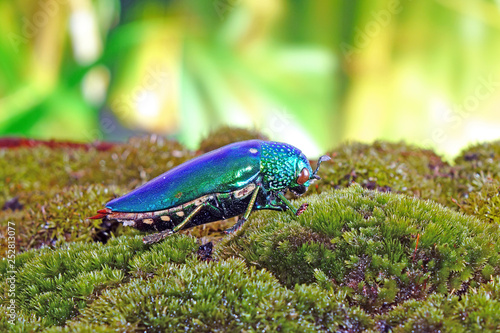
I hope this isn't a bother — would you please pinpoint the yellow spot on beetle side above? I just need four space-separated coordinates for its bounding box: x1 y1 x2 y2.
161 215 171 221
143 218 154 224
176 211 185 217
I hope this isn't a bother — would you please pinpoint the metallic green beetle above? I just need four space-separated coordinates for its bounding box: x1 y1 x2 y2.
90 140 330 244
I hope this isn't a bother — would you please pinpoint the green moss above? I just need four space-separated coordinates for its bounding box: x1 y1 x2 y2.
454 140 500 180
310 141 460 208
310 140 500 227
450 141 500 226
0 308 46 333
0 136 191 253
1 132 500 331
378 277 500 332
1 248 371 332
43 324 118 333
0 136 190 196
0 184 130 255
0 235 198 329
458 179 500 224
218 184 500 311
68 259 371 332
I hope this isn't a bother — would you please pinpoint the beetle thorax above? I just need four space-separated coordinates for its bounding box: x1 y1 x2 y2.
260 141 301 190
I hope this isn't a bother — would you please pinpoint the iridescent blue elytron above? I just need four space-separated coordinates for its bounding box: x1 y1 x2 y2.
90 140 330 244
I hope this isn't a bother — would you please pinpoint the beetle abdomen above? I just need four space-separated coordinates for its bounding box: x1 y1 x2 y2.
109 183 257 232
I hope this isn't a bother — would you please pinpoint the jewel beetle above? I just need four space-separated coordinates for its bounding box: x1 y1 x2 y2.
90 140 330 244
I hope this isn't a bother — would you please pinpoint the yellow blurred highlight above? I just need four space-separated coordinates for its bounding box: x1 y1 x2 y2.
68 0 102 65
109 20 181 133
82 65 110 107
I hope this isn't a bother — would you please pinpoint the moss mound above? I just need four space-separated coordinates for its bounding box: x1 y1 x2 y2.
1 235 371 332
0 184 130 256
218 185 500 313
2 186 499 331
71 259 371 332
310 141 459 207
1 130 500 331
0 235 198 331
311 140 500 226
0 136 190 252
454 140 500 181
379 277 500 332
0 136 190 196
458 178 500 224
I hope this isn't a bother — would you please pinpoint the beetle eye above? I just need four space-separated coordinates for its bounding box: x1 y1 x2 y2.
296 168 310 185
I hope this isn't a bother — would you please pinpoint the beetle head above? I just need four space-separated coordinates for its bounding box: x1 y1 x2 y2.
260 141 331 195
289 154 331 196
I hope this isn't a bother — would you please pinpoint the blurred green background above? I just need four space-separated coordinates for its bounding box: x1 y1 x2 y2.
1 0 500 157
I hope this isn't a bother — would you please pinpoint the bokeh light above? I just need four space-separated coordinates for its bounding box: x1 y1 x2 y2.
1 0 500 157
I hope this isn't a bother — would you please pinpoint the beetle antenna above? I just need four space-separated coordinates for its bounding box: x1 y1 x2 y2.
312 155 331 179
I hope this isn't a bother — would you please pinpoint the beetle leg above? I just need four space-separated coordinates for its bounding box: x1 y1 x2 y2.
143 204 205 244
276 193 308 217
225 186 260 234
142 229 174 244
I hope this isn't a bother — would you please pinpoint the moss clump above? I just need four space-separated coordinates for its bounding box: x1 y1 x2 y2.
310 141 459 208
454 140 500 181
0 237 372 332
1 132 500 331
3 185 499 331
198 126 268 153
309 140 500 225
0 135 190 198
450 141 500 225
0 235 198 330
0 136 191 252
68 259 371 332
0 184 132 256
458 179 500 224
378 277 500 332
218 184 500 312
